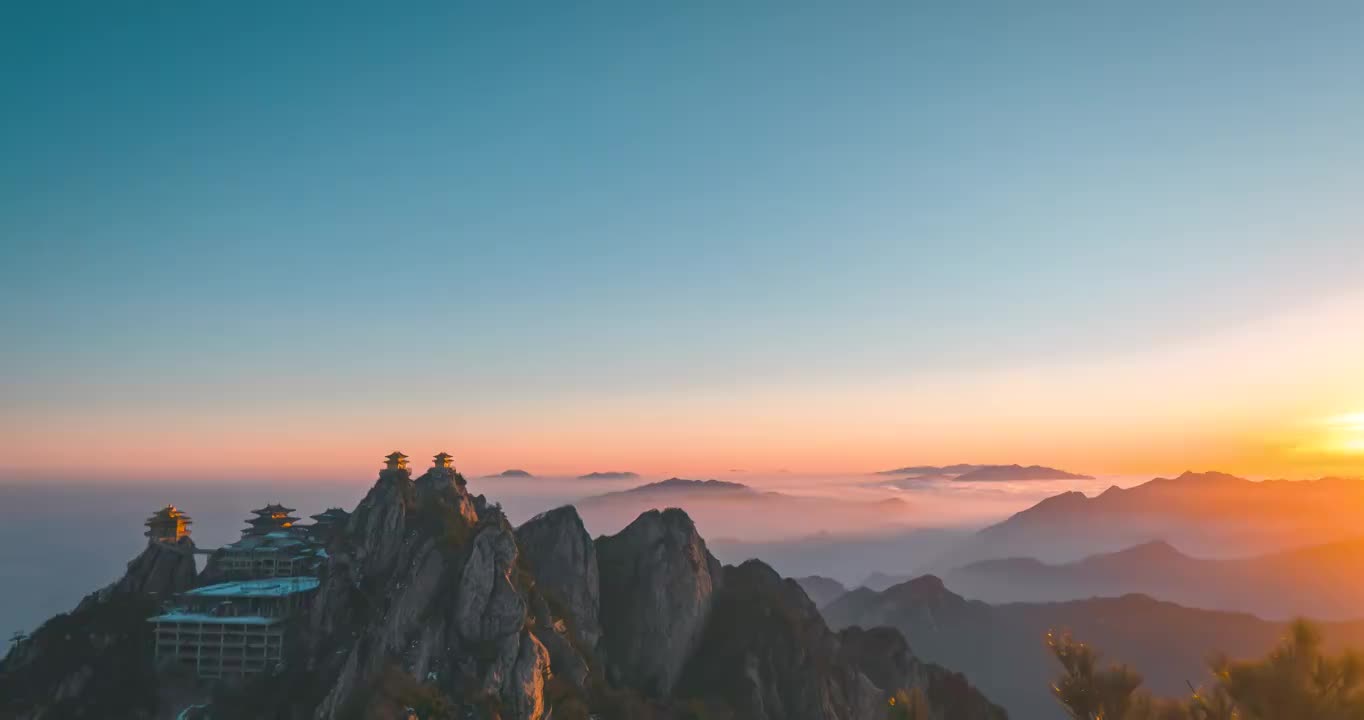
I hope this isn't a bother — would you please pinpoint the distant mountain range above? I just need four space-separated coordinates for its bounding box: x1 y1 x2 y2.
710 527 971 588
955 464 1093 482
877 464 984 476
576 471 640 480
945 535 1364 620
576 478 916 542
482 469 535 478
929 470 1364 568
874 464 1092 482
794 576 848 607
821 575 1364 719
588 478 752 499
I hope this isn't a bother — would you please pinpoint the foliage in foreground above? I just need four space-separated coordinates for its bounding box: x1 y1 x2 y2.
1048 620 1364 720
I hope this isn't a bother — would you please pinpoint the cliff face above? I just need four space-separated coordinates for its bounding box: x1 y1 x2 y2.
596 507 724 699
306 465 549 720
679 560 1006 720
679 559 881 720
515 506 601 651
106 538 199 600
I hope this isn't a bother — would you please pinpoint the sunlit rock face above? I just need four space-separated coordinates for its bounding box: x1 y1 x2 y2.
595 507 723 698
308 462 550 720
515 505 602 650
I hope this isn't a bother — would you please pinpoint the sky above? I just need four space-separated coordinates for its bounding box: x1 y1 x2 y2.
2 2 1363 482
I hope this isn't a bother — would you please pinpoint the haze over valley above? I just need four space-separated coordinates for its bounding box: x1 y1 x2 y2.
6 2 1364 718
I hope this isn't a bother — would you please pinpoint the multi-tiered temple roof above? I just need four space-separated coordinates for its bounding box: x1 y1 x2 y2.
384 451 410 471
145 505 192 542
242 503 300 536
309 507 350 525
306 507 350 544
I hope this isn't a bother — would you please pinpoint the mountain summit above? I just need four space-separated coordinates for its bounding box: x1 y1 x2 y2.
2 456 1002 720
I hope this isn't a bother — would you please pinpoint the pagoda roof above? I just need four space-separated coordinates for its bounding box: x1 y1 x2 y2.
247 515 299 525
145 505 192 524
385 451 409 460
310 507 350 522
251 503 297 515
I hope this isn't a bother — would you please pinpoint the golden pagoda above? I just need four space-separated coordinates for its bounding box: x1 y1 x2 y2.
145 505 192 542
242 503 300 536
433 452 455 470
384 451 409 471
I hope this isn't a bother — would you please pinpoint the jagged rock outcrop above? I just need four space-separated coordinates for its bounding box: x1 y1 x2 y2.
307 463 550 720
65 537 200 614
679 559 882 720
515 506 601 650
6 460 1010 720
595 507 723 698
838 625 1006 720
108 538 199 599
416 464 479 525
680 560 1007 720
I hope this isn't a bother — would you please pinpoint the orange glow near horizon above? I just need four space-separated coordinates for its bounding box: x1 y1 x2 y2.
3 293 1363 485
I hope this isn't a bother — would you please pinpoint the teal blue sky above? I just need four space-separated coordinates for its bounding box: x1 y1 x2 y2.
3 3 1363 478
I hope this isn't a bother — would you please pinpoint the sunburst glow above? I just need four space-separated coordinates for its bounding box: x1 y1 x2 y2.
1321 412 1364 455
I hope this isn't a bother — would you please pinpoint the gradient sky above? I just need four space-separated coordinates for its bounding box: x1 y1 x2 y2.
3 2 1363 481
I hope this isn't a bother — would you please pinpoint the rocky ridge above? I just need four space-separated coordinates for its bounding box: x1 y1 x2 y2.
2 455 1005 720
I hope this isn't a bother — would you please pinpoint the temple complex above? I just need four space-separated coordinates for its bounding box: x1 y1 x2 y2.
211 529 322 579
143 501 329 678
202 502 323 579
144 452 456 679
241 503 300 536
149 577 319 679
144 505 192 543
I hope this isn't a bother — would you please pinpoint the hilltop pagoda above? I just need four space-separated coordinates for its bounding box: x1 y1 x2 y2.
431 451 468 487
145 505 192 543
384 451 409 472
242 503 300 537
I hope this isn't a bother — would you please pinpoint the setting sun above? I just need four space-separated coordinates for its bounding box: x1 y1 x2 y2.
1323 413 1364 455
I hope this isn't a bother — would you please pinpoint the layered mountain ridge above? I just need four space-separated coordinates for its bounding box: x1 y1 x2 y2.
822 572 1364 719
1 461 1003 720
946 534 1364 620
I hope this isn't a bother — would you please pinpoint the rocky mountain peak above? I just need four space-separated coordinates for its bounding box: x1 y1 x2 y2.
306 461 552 720
4 465 1007 720
595 507 724 698
515 506 601 651
107 537 198 601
